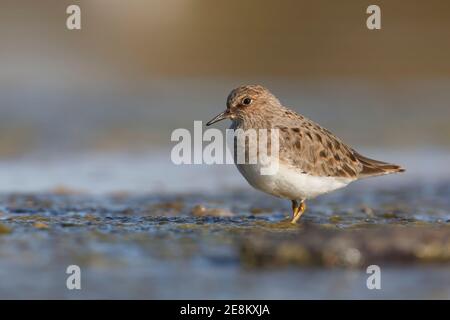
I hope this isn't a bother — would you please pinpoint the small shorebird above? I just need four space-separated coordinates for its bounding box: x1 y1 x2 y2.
206 85 405 223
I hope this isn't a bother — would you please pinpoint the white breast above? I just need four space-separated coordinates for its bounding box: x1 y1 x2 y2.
236 162 354 200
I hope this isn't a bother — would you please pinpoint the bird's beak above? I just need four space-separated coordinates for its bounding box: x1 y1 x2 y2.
206 110 230 126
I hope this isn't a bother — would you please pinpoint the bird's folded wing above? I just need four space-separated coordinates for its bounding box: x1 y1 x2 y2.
275 123 363 179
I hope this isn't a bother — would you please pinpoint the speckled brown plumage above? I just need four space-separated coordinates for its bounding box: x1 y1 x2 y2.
222 84 404 179
206 85 405 223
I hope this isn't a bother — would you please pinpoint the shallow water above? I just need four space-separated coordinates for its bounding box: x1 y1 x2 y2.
0 175 449 298
1 148 450 194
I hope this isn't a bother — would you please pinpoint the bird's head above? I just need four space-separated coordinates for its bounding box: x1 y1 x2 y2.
206 85 281 126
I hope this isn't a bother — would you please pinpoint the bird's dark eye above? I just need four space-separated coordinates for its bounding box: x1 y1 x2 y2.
242 97 252 105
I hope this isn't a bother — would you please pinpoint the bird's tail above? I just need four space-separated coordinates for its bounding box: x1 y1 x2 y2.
354 152 405 178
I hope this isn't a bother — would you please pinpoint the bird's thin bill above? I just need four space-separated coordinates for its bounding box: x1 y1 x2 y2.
206 111 229 126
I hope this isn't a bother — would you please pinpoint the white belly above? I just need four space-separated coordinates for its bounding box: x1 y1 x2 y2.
236 163 353 200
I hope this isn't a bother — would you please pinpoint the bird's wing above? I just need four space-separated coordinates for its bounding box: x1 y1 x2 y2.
352 151 405 178
274 119 363 179
274 117 404 178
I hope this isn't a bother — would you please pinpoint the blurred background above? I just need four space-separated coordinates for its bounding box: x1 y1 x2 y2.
0 0 449 192
1 0 450 300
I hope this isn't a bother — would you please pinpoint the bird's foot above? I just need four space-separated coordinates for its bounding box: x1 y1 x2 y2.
291 200 306 224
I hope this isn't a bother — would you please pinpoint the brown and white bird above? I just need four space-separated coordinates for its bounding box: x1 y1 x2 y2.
206 85 405 223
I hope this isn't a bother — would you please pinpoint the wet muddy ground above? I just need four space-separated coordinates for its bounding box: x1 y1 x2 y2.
0 181 449 299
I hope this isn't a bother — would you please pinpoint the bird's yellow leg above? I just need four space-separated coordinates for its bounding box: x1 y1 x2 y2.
291 200 306 224
291 200 299 221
